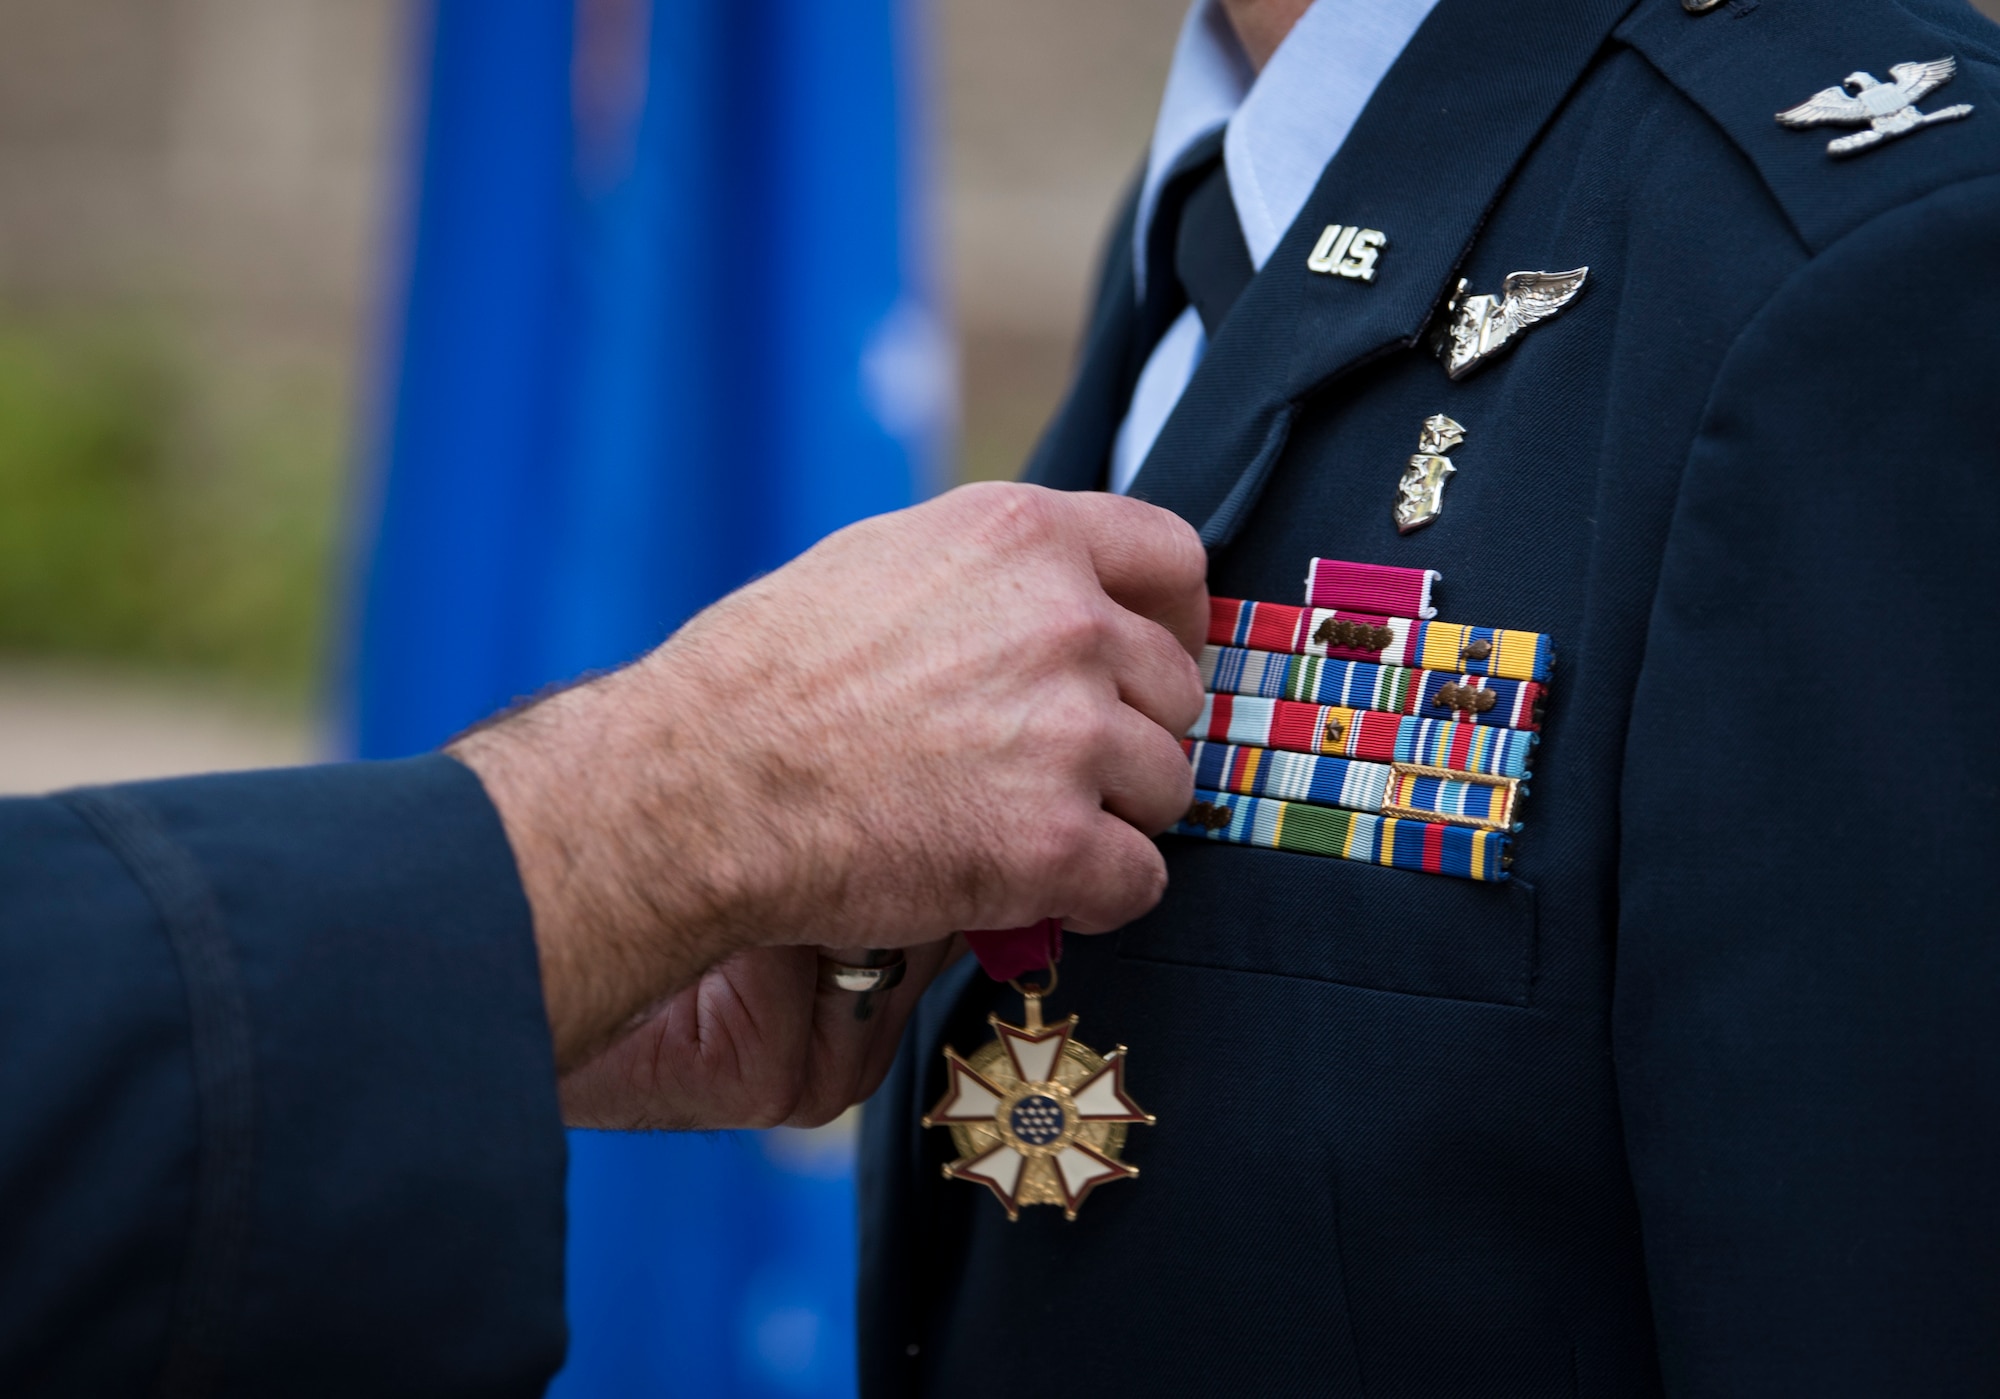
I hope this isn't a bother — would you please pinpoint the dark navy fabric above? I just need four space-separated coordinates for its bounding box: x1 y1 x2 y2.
0 755 566 1396
863 0 2000 1394
1175 158 1255 337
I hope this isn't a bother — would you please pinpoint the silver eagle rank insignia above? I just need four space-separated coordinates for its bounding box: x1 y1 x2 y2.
1776 57 1973 157
1427 268 1588 381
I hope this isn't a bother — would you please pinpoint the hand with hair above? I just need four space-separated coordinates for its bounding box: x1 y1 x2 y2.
450 482 1208 1128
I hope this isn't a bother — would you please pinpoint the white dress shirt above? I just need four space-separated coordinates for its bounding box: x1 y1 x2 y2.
1109 0 1443 495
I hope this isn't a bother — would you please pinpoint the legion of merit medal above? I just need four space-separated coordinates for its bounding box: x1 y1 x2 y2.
924 962 1153 1220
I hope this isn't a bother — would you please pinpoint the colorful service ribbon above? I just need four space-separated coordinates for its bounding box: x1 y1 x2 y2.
1189 693 1535 779
1303 559 1440 618
1208 597 1553 685
1185 740 1521 831
1201 644 1543 731
1174 786 1511 881
1169 562 1552 882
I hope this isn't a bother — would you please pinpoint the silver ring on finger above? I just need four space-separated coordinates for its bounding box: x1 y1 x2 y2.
816 950 908 995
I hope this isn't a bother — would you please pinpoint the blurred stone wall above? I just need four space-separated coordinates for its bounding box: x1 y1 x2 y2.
0 0 1185 505
0 0 404 698
0 0 402 359
939 0 1186 483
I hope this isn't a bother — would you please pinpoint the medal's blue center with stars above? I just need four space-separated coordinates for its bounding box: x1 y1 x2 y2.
1009 1094 1067 1146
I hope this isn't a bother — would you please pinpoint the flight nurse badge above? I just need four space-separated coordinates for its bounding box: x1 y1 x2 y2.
924 966 1153 1219
1394 413 1466 535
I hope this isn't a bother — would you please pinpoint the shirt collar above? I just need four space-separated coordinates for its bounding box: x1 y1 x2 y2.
1132 0 1445 299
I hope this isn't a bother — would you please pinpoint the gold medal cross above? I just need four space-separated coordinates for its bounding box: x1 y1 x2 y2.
923 974 1154 1220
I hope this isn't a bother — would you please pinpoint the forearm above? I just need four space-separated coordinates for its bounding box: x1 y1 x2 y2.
450 662 752 1071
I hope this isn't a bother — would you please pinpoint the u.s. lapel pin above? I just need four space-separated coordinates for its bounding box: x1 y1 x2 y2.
1307 224 1387 282
1394 414 1465 534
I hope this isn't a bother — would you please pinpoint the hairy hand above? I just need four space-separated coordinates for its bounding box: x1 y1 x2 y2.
453 482 1207 1072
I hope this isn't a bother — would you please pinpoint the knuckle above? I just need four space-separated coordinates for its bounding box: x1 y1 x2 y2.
1039 693 1115 767
1168 519 1208 585
1040 599 1111 662
1028 806 1098 876
1154 749 1196 809
1149 508 1207 584
1020 674 1088 734
1115 496 1204 577
962 481 1057 551
1117 748 1192 837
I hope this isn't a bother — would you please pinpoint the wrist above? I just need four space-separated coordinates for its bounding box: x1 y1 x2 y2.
450 662 764 1069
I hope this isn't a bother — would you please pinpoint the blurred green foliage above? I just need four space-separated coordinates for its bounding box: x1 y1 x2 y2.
0 316 345 703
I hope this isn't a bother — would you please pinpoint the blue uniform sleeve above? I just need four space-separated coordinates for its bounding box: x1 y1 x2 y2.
0 754 567 1397
1616 173 2000 1394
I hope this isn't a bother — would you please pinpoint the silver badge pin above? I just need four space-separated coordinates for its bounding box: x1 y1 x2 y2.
1394 414 1466 535
1776 57 1973 157
1428 267 1588 381
1307 225 1387 282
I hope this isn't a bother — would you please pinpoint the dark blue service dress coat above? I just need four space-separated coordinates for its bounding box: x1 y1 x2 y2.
0 758 566 1395
861 0 2000 1394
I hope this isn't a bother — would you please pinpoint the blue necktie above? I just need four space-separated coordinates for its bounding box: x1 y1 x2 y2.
1172 151 1254 338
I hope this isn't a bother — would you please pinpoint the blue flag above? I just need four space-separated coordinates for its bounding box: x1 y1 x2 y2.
350 1 947 1392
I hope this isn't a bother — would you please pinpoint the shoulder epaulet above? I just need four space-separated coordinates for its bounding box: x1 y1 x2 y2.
1616 0 2000 252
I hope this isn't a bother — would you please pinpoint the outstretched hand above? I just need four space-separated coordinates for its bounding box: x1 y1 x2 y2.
452 482 1207 1086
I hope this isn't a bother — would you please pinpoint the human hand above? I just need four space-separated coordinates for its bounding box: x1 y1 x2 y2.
451 482 1207 1071
558 939 963 1131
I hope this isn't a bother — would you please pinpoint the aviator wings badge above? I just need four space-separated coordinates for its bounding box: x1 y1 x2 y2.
1777 57 1973 156
1429 268 1588 380
924 971 1152 1220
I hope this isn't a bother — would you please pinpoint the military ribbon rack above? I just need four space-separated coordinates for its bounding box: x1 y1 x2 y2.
1171 559 1553 882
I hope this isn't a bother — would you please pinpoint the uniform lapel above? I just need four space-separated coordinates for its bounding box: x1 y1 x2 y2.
1129 0 1641 546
